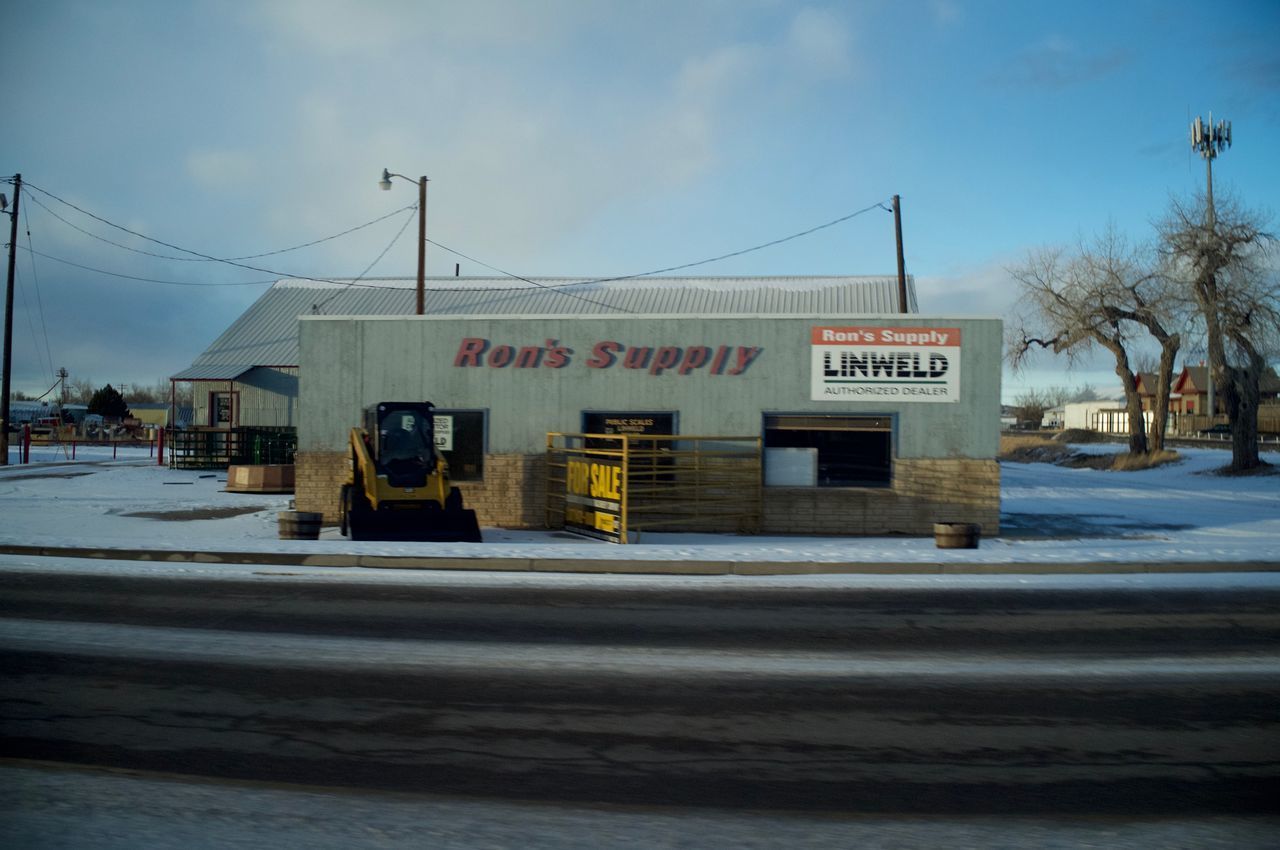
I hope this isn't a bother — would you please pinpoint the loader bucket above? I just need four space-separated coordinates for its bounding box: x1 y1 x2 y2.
349 503 482 543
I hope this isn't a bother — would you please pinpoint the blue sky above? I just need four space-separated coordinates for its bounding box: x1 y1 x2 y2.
3 0 1278 403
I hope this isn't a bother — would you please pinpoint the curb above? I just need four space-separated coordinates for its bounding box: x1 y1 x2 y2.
1 544 1277 575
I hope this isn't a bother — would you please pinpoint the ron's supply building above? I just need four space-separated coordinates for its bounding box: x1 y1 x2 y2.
175 276 1002 536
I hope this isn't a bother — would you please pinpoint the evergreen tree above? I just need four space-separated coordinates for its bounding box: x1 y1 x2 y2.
88 384 131 421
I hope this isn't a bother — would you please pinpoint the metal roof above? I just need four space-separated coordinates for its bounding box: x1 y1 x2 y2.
178 275 918 375
170 364 257 381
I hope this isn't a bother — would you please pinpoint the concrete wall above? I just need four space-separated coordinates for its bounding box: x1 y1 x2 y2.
297 315 1002 457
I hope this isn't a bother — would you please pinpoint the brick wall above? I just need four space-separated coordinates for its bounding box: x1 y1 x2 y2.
762 458 1000 536
295 451 348 520
295 450 548 528
297 451 999 536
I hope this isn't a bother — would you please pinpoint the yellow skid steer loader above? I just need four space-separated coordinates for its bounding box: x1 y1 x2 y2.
339 401 482 542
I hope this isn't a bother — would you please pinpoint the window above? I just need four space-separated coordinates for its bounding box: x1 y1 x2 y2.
210 391 236 427
764 414 892 487
433 409 486 481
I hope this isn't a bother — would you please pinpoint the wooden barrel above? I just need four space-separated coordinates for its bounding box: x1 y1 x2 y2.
934 522 980 549
278 510 323 540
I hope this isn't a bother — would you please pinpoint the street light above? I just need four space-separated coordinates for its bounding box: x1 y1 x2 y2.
379 168 428 315
1 173 19 466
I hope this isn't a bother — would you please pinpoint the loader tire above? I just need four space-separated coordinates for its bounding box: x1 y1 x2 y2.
347 479 374 541
446 486 464 512
339 484 352 537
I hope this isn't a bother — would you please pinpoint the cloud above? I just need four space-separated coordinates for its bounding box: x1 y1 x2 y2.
785 7 853 79
914 257 1020 318
228 3 860 273
930 0 962 27
991 37 1132 90
249 0 567 57
186 150 259 190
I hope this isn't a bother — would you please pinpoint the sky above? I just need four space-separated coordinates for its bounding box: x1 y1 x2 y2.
2 0 1278 404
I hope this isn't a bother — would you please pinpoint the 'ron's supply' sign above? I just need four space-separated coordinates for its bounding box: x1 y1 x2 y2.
564 457 624 543
811 326 961 402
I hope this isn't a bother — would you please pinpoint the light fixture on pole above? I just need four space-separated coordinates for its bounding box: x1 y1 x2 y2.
379 168 428 315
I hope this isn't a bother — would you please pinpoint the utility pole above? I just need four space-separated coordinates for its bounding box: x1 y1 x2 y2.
1 173 20 466
892 195 908 313
1191 113 1231 419
57 367 68 405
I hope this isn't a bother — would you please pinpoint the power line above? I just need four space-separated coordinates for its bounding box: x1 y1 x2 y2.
24 180 633 313
21 178 896 312
20 201 56 382
18 247 278 286
310 203 419 313
21 180 419 287
24 191 417 262
425 196 893 293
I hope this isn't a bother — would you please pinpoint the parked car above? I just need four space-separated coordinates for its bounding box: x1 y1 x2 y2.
1198 423 1231 436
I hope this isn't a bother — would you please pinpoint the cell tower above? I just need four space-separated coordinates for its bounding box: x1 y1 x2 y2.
1190 112 1231 227
1189 113 1231 419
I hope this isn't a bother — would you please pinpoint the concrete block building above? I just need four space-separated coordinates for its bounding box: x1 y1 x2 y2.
176 276 1003 536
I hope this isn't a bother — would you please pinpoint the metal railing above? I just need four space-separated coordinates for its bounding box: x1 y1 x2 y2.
546 433 762 542
168 426 296 469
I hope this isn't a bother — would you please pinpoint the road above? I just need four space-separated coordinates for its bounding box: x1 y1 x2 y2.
2 565 1279 818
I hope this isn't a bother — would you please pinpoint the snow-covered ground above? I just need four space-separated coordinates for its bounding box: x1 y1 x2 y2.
2 441 1277 569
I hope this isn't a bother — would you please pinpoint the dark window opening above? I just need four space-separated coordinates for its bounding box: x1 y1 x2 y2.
764 415 892 487
434 409 486 481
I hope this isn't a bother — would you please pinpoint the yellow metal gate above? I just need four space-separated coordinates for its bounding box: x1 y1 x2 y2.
546 433 761 543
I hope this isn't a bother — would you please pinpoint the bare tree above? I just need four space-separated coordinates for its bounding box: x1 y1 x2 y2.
1011 388 1050 429
1007 226 1184 454
1042 384 1100 407
68 378 95 405
1160 194 1279 471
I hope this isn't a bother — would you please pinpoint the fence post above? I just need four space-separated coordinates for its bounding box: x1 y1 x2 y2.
157 427 166 466
22 424 31 464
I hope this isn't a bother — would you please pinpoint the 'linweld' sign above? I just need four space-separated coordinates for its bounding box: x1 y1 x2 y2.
810 326 961 402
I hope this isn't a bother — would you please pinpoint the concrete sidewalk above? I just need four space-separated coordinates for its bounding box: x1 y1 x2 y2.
1 544 1276 575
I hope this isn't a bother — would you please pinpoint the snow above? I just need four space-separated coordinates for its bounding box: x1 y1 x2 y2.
2 442 1278 577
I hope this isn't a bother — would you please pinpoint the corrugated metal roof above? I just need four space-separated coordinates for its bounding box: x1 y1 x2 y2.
179 275 917 374
170 364 257 381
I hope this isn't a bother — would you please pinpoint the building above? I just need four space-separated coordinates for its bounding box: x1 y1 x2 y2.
176 276 1003 536
1171 365 1280 416
1062 399 1147 434
1133 372 1159 412
128 403 173 428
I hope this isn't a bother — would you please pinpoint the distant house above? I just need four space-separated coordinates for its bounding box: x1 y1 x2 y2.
1171 365 1280 416
129 402 174 428
1043 405 1065 429
1133 372 1159 412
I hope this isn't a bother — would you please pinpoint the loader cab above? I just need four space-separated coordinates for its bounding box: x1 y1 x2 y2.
364 402 438 487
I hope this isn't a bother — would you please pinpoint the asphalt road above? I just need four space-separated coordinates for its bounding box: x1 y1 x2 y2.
2 567 1279 815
